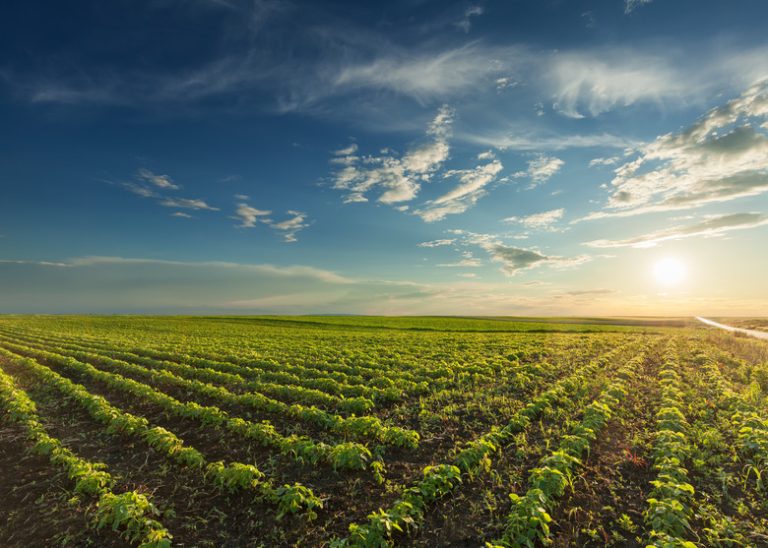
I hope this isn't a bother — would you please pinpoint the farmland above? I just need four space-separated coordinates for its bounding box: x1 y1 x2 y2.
1 316 768 547
717 318 768 334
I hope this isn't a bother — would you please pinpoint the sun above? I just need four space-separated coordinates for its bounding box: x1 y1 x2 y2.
653 257 687 286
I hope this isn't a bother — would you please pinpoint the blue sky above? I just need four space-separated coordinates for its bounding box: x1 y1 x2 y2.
1 0 768 315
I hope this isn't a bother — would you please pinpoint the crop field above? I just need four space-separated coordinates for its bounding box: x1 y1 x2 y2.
718 318 768 334
1 316 768 547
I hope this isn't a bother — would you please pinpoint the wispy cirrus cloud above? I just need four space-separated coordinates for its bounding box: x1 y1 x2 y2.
549 51 683 118
115 169 220 213
138 168 180 190
585 212 768 248
459 129 640 151
159 197 220 211
455 5 484 33
318 43 523 107
625 0 654 14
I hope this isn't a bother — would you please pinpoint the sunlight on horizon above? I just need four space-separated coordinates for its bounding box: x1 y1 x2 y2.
653 257 687 287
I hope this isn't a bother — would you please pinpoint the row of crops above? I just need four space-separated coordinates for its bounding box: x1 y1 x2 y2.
0 315 767 546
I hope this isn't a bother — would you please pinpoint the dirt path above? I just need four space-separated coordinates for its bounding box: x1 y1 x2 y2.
695 316 768 341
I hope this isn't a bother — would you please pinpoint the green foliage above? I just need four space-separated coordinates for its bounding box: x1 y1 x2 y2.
271 483 324 520
95 492 172 547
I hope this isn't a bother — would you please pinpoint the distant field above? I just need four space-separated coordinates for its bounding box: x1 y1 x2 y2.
714 317 768 333
1 316 767 547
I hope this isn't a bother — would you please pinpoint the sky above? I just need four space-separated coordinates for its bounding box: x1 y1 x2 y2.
1 0 768 315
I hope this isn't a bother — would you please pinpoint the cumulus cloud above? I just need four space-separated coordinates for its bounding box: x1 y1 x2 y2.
331 105 454 205
504 208 565 230
414 159 503 222
160 197 220 211
581 79 768 221
485 244 591 275
585 212 768 248
138 168 180 190
424 230 592 276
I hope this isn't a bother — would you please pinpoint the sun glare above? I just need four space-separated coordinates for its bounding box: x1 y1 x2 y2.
653 257 687 286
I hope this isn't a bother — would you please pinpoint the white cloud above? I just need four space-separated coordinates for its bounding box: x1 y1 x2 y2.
235 202 272 227
6 256 351 283
461 130 639 151
625 0 653 14
327 44 519 104
334 143 358 156
423 230 592 276
171 212 193 219
484 243 591 275
414 159 503 222
455 5 484 33
234 202 309 242
270 210 309 243
585 212 768 248
121 182 158 198
513 154 563 187
138 168 180 190
417 239 456 248
589 156 620 167
331 105 454 206
437 258 483 267
495 77 518 91
528 155 564 184
549 51 682 118
581 79 768 221
504 208 565 230
160 197 220 211
437 250 483 267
